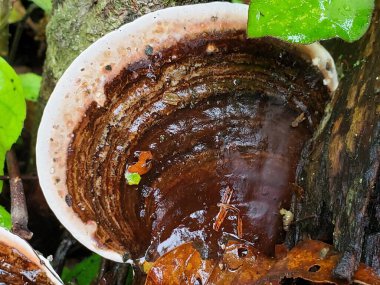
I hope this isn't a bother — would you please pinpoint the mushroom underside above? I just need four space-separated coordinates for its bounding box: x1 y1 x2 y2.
0 228 62 285
65 33 330 261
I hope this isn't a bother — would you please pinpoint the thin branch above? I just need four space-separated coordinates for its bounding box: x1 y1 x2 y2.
0 0 11 56
8 3 37 64
0 174 38 180
52 231 77 275
96 258 110 285
7 149 33 240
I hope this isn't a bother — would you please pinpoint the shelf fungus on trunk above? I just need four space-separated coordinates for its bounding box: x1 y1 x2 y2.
0 227 62 284
36 3 338 263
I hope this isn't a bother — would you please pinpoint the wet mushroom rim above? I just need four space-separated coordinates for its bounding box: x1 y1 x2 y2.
0 227 63 284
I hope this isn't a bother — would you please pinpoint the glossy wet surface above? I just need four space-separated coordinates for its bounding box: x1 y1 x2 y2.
0 241 55 285
66 34 329 260
128 92 311 260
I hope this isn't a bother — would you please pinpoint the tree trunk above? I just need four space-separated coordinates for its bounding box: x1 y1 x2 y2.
288 1 380 280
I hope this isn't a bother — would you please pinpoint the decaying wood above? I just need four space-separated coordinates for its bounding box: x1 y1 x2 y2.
6 149 33 240
288 1 380 280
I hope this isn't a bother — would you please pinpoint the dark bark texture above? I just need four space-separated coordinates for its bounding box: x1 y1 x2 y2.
288 1 380 280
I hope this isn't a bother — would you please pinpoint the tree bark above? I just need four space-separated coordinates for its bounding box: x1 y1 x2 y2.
288 1 380 280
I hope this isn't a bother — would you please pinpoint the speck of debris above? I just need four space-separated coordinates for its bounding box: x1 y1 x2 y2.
145 45 154 56
211 16 218 22
81 68 85 71
65 194 72 207
105 65 112 71
122 252 130 262
291 112 306 128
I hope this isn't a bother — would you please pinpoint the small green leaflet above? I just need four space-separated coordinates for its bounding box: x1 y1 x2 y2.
0 57 26 193
29 0 52 13
125 172 141 186
248 0 375 44
19 73 42 102
61 254 101 285
0 205 12 229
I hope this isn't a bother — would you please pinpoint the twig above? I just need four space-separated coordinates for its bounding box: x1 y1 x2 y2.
8 4 37 64
0 0 11 56
52 231 77 275
213 186 233 231
96 258 110 285
6 149 33 240
0 174 38 180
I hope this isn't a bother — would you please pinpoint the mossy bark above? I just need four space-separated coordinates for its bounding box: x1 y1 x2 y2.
288 1 380 280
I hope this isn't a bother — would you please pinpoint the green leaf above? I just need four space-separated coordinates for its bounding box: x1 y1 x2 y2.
19 73 41 102
0 57 26 193
0 205 12 230
8 7 24 24
248 0 375 44
125 172 141 186
61 254 101 285
29 0 52 14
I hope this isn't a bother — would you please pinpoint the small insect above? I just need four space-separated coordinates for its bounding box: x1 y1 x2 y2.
280 208 294 231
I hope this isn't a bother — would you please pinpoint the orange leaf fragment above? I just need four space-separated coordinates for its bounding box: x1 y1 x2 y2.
128 151 153 175
256 240 380 285
145 241 275 285
145 240 380 285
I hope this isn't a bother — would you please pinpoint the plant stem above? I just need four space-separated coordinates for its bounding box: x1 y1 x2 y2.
8 3 37 64
0 174 38 180
0 0 10 56
52 231 77 275
6 149 33 240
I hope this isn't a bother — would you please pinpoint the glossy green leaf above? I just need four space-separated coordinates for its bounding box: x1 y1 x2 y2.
61 254 101 285
125 172 141 186
248 0 375 44
19 73 41 102
0 57 26 193
29 0 52 13
0 205 12 229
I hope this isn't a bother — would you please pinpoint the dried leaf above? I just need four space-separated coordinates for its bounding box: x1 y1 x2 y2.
128 151 153 175
145 241 275 285
146 240 380 285
256 240 380 285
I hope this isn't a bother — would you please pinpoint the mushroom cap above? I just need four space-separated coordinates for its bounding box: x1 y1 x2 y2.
0 227 62 284
36 2 338 263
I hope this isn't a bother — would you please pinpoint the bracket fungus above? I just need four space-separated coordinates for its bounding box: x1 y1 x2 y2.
36 2 338 264
0 227 62 284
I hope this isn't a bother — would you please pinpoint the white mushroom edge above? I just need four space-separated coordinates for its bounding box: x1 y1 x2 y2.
0 227 63 284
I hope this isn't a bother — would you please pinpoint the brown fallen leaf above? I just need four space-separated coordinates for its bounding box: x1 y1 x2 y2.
145 240 380 285
256 240 380 285
145 241 275 285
